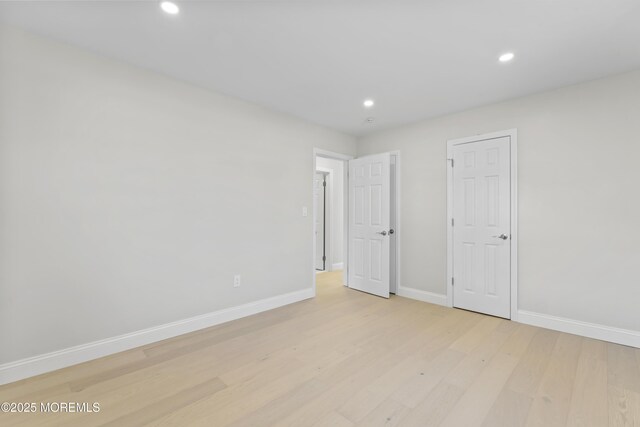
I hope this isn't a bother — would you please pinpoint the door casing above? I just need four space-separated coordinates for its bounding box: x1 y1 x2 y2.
312 148 401 298
446 129 518 320
314 171 329 271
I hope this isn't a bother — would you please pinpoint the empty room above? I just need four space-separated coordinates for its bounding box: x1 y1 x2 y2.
1 1 639 426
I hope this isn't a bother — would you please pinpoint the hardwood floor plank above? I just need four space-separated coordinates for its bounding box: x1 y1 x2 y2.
566 339 609 427
227 379 329 427
0 271 634 427
503 328 559 398
312 411 354 427
443 322 518 390
608 344 640 394
101 377 227 427
396 382 465 427
525 333 583 427
499 324 540 359
0 349 147 402
448 315 502 354
439 352 520 427
354 398 410 427
337 311 478 422
482 388 533 427
154 338 368 425
608 386 640 427
389 348 465 409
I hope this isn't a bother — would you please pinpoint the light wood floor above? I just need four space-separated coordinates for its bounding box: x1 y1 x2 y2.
1 271 639 426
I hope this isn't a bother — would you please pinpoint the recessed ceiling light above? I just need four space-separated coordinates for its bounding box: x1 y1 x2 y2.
363 99 375 108
499 52 515 63
160 1 180 15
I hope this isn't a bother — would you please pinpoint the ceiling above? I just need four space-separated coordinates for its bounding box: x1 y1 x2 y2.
1 0 639 136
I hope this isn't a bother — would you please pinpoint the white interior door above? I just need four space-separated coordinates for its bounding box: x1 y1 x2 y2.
348 153 391 298
452 137 511 318
314 173 326 271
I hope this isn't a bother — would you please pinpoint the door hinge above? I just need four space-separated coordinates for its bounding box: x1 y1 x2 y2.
452 277 455 286
322 256 326 261
323 180 326 187
451 218 454 227
449 158 454 167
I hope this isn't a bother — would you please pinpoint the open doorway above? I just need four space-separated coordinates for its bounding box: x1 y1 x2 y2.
314 157 345 275
312 149 401 298
313 149 351 292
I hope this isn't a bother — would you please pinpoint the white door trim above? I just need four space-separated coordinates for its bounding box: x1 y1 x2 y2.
390 151 401 295
446 129 518 320
312 148 401 298
316 168 331 271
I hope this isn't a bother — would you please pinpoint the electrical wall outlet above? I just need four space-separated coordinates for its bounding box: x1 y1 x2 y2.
233 274 241 287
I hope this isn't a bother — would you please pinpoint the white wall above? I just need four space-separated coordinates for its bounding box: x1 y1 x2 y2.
0 26 356 367
315 157 344 270
358 70 640 333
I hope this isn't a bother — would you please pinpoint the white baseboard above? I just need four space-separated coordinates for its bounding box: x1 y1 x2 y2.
518 310 640 349
331 262 344 271
0 288 314 386
397 286 447 307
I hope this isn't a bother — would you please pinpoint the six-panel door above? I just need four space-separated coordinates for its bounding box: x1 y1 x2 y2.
348 153 391 298
452 137 511 318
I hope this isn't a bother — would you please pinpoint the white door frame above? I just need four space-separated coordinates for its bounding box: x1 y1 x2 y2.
315 169 331 271
446 129 518 320
312 148 401 297
389 152 401 295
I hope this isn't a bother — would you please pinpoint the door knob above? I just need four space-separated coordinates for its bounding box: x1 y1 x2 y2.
493 234 509 240
377 231 387 236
